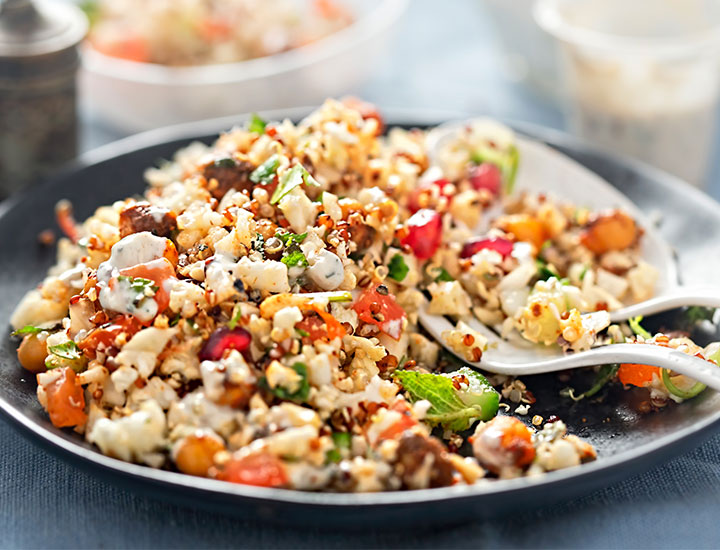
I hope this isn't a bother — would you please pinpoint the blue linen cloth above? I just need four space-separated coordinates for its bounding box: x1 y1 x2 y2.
2 417 720 549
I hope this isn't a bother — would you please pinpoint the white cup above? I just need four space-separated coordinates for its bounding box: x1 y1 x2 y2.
534 0 720 186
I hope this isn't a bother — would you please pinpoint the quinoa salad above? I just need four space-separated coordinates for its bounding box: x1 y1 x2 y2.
10 99 720 491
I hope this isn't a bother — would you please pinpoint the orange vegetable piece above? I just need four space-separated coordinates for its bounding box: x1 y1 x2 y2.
579 210 638 255
311 304 346 341
215 452 288 487
118 257 176 314
617 363 660 387
501 214 547 251
175 432 226 477
376 400 418 442
43 367 87 428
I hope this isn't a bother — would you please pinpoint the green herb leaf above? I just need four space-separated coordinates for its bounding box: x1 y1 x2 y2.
248 113 267 134
118 276 158 305
629 316 652 340
48 341 82 361
270 164 320 205
388 254 409 282
536 258 559 281
276 230 308 246
11 325 44 337
435 267 454 282
331 431 352 448
685 306 715 324
325 449 342 463
249 154 281 184
394 367 499 431
471 144 520 194
661 368 706 400
281 249 309 268
260 362 310 403
295 328 310 338
228 304 242 330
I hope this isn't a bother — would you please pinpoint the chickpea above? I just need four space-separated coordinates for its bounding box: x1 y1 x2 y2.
17 334 48 373
175 432 226 477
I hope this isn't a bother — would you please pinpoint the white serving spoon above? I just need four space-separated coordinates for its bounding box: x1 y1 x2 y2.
418 309 720 390
418 122 720 386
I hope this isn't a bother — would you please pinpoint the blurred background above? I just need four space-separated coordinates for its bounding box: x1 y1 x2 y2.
2 0 720 199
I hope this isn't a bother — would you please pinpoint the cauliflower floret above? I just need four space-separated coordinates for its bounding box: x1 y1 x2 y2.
87 400 166 465
115 327 177 379
427 281 472 316
278 187 318 233
168 280 207 318
234 257 290 293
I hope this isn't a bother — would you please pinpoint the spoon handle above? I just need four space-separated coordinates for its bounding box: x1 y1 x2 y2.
487 343 720 391
609 287 720 323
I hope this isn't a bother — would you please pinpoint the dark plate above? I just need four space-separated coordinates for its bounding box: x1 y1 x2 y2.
1 108 719 528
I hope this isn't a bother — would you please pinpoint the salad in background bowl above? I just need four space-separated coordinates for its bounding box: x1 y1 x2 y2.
79 0 408 131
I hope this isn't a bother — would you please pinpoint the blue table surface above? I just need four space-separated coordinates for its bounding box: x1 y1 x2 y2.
4 1 720 548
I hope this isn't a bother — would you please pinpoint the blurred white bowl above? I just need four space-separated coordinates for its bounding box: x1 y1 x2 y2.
80 0 408 132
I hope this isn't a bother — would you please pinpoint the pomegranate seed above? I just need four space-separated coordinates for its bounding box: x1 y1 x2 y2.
200 327 251 361
400 209 442 260
469 163 502 196
460 236 514 259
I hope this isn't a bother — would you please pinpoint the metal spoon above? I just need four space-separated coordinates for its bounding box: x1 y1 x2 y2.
418 309 720 391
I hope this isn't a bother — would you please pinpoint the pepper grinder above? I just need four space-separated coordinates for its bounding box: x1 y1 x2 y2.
0 0 87 199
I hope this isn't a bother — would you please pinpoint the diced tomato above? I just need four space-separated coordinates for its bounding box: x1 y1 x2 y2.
377 400 418 442
118 257 176 314
353 283 407 340
43 367 87 428
215 452 288 487
460 236 514 259
200 327 252 361
400 209 443 261
91 36 150 63
77 315 142 358
295 314 327 342
198 18 232 42
469 163 502 196
617 364 660 387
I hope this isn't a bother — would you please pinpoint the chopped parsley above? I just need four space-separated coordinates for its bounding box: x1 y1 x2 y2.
536 258 559 281
281 249 309 268
387 254 409 282
118 276 158 305
276 230 307 246
295 328 310 338
248 113 267 134
213 157 237 169
435 267 454 282
249 154 281 185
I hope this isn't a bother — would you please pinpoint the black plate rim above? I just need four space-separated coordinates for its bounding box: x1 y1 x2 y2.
2 107 720 508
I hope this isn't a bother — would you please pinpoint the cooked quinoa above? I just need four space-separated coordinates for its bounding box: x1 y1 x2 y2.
9 99 720 491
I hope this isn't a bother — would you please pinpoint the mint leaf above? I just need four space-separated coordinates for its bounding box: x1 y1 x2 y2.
388 254 409 282
250 154 281 184
394 367 499 431
48 341 82 361
248 113 267 134
12 325 44 337
281 249 308 268
270 164 320 205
